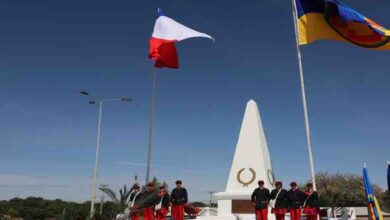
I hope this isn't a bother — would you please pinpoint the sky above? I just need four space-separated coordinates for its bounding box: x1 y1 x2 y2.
1 0 390 203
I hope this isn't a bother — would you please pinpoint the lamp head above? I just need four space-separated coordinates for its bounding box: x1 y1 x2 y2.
121 97 132 102
80 91 89 96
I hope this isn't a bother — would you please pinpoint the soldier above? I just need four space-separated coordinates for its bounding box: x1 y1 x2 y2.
170 180 188 220
142 182 156 220
303 183 319 220
128 184 142 220
251 180 270 220
270 181 288 220
155 185 170 220
287 182 305 220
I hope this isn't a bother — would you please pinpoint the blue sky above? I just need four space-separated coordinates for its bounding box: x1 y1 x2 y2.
1 0 390 202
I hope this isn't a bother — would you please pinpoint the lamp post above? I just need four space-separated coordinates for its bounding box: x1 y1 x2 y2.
80 91 132 218
207 191 215 207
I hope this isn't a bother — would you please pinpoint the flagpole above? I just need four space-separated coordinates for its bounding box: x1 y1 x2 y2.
291 0 317 191
146 67 157 185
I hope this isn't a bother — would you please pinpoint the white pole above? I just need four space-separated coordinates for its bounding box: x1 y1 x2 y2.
100 190 104 214
90 100 103 217
291 0 317 191
146 68 157 184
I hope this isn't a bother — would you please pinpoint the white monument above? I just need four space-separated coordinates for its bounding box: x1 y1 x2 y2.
203 100 276 220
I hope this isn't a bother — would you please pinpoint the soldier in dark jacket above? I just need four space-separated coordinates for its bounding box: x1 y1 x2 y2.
270 181 288 220
287 182 306 220
303 183 319 220
142 182 157 220
128 184 142 220
251 180 270 220
170 180 188 220
156 185 170 220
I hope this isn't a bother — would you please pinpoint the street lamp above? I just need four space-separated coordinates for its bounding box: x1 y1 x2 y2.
80 91 132 218
207 191 216 207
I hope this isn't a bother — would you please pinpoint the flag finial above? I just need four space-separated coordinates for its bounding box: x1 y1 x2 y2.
157 8 164 17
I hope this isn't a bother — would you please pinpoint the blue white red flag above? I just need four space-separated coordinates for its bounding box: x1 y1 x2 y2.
148 9 214 69
363 164 383 220
387 161 390 192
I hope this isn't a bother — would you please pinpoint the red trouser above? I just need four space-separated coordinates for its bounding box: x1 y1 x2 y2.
303 207 318 220
143 207 154 220
156 207 168 220
255 208 268 220
130 212 139 220
306 215 317 220
172 204 185 220
290 208 301 220
275 214 285 220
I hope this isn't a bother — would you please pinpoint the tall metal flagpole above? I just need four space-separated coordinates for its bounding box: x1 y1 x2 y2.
146 68 157 184
291 0 317 190
90 100 103 217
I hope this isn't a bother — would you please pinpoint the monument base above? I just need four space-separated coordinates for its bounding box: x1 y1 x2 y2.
197 214 291 220
212 191 280 220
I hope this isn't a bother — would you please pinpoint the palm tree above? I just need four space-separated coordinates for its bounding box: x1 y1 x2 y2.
98 185 132 213
98 177 167 215
314 172 377 218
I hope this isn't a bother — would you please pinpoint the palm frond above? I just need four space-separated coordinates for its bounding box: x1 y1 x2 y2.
99 187 119 204
119 189 123 199
123 191 131 203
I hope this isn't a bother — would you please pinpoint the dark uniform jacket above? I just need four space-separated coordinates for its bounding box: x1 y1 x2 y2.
157 193 170 209
251 187 270 209
129 191 142 205
287 189 305 209
304 191 319 208
170 187 188 205
140 190 159 208
270 188 288 209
